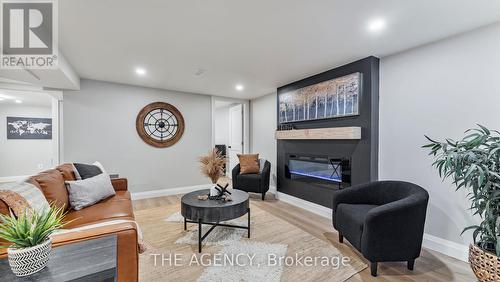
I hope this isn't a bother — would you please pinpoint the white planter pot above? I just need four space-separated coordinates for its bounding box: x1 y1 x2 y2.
7 238 52 277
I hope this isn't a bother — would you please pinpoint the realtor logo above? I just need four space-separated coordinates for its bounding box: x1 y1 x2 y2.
1 0 58 69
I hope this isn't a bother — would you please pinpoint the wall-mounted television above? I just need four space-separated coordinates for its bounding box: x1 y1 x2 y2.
278 72 361 124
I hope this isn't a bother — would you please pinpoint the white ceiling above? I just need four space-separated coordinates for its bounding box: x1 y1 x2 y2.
0 53 80 91
59 0 500 99
0 90 53 107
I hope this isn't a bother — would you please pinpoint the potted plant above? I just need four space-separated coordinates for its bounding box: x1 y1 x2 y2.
424 125 500 281
0 206 66 277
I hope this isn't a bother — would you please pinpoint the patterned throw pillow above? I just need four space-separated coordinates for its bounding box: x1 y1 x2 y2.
73 163 103 180
0 181 50 216
237 154 260 174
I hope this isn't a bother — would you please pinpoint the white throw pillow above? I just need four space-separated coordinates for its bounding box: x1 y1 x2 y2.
0 181 49 214
93 161 107 174
65 173 116 211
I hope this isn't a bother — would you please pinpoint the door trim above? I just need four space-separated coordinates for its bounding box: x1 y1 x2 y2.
228 104 243 172
0 87 62 177
210 96 250 155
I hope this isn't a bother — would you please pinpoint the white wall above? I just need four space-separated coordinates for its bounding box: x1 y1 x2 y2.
63 79 212 193
214 106 230 145
250 92 277 190
379 23 500 251
0 104 54 177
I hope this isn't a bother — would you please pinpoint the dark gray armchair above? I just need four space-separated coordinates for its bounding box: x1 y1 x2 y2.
332 181 429 277
232 159 271 200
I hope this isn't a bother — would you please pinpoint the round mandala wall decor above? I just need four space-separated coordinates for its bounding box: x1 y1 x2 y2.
136 102 185 148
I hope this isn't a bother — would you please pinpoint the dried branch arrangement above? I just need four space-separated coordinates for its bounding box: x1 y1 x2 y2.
199 148 226 184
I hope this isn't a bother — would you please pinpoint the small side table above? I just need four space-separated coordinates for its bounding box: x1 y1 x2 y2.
0 235 117 282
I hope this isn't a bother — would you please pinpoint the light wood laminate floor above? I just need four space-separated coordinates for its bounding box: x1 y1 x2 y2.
133 193 475 281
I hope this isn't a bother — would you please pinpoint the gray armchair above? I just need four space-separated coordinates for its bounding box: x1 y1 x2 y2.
232 159 271 200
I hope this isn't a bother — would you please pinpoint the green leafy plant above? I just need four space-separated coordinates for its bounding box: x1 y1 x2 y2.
0 205 67 249
424 125 500 256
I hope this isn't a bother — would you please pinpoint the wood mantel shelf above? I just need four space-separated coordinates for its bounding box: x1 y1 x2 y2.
275 126 361 140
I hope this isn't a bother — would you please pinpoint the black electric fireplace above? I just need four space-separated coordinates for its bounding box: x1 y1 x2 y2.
285 154 351 189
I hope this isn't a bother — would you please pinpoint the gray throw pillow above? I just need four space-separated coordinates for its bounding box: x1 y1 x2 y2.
65 173 116 210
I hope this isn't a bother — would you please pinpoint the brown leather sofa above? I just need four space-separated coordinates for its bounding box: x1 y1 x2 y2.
0 164 139 282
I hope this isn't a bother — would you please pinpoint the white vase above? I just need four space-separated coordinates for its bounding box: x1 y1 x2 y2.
7 238 52 277
210 186 219 197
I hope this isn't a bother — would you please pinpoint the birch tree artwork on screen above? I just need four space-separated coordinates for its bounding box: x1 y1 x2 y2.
279 72 361 123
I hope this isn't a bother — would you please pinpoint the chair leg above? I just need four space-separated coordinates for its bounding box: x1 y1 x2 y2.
407 259 415 271
261 193 265 201
370 262 378 277
338 232 343 243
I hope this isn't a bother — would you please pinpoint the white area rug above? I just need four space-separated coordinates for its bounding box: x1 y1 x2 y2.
176 224 247 246
137 207 366 282
164 211 184 222
169 211 249 246
197 240 288 282
169 210 288 281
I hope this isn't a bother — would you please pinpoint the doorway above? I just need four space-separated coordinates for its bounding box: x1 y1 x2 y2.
0 88 62 181
228 104 243 172
212 98 249 177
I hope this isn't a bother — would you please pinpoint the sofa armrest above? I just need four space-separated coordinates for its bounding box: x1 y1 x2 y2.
231 164 241 187
50 222 137 246
360 197 428 262
1 222 139 281
260 161 271 191
111 178 128 191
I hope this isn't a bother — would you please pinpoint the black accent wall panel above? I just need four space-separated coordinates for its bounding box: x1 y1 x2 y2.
276 56 379 208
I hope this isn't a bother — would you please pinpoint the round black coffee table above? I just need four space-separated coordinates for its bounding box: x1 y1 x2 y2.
181 189 250 253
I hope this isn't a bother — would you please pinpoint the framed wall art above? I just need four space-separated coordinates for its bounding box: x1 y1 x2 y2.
7 117 52 139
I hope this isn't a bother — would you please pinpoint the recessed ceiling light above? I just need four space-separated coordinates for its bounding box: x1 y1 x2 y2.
368 18 386 33
0 94 12 100
135 67 146 76
15 99 22 104
235 84 244 91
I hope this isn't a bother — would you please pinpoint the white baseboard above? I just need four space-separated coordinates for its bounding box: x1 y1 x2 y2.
276 191 332 219
422 233 468 262
131 184 212 200
268 185 277 195
275 191 469 262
